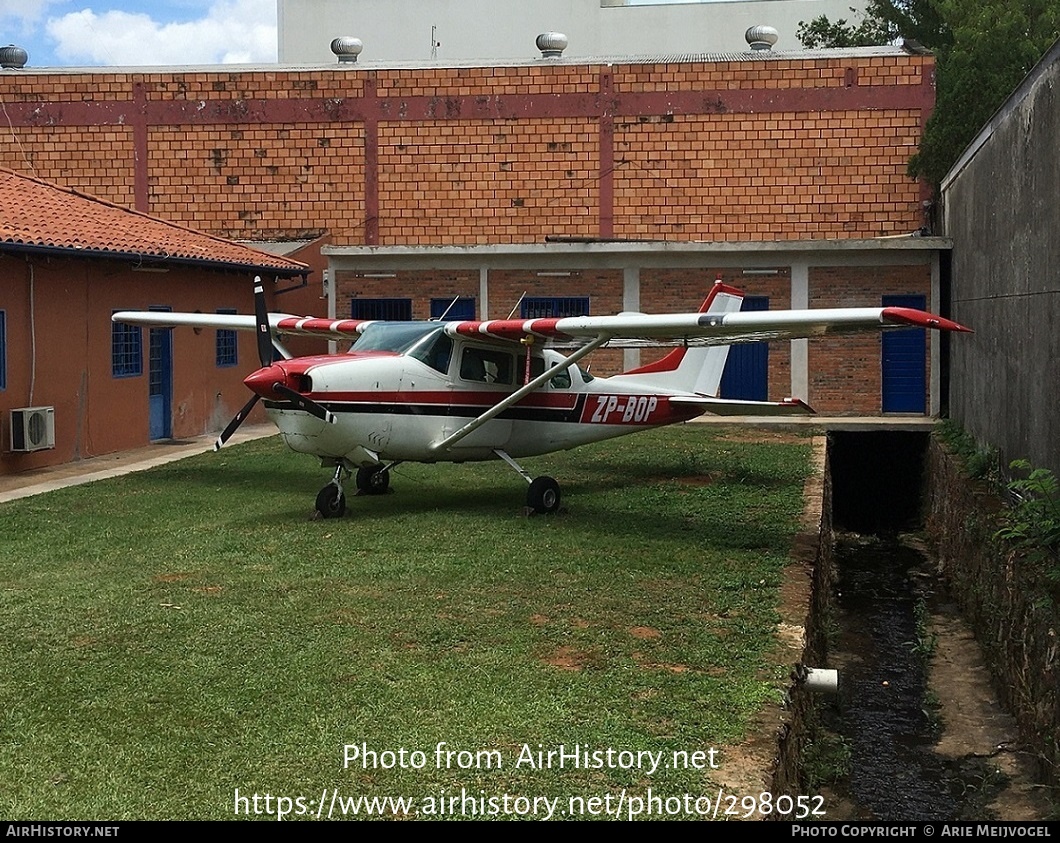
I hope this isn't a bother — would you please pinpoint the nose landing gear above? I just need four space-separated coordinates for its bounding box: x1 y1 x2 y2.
316 464 349 518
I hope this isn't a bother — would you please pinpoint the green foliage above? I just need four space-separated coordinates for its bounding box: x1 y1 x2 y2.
909 597 939 659
994 459 1060 585
801 731 852 790
911 1 1060 186
933 419 999 481
797 0 1060 186
797 10 892 49
796 0 950 49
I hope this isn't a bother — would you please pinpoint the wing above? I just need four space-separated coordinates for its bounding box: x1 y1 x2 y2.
444 305 971 348
111 310 372 339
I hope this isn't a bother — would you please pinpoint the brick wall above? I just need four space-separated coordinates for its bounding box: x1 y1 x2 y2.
808 265 932 414
0 52 933 246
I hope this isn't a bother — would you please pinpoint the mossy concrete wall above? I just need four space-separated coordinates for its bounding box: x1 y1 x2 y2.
924 438 1060 785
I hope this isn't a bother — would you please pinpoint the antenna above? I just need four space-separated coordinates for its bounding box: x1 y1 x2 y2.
507 291 527 320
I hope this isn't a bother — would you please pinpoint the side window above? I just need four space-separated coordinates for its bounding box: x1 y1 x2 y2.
550 368 572 389
216 308 237 368
112 316 142 378
460 347 514 385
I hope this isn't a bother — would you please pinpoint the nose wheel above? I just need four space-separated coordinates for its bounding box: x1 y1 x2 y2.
316 464 349 518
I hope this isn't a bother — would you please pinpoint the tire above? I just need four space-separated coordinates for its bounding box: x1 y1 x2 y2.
527 476 561 514
356 466 390 495
316 484 346 518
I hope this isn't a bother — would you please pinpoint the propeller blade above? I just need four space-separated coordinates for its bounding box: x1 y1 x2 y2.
273 383 337 425
214 393 260 451
253 276 274 367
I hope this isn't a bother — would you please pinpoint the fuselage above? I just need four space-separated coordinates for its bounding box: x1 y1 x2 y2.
253 323 703 467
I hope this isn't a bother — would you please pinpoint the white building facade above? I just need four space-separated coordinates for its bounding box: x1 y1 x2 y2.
278 0 868 63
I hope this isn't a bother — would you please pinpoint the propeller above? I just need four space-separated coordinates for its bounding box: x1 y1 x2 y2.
213 277 336 451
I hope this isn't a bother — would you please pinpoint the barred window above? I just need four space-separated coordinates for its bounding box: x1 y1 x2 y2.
112 317 142 378
216 308 238 368
520 296 589 319
351 298 413 321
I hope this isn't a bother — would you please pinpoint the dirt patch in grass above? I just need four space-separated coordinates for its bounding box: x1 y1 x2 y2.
543 645 600 671
718 429 809 445
631 652 690 673
153 571 195 583
629 625 662 639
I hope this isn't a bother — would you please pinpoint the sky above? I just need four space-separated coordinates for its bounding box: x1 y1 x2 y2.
0 0 278 67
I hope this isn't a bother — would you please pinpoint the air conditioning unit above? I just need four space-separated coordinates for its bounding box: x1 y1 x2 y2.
10 406 56 453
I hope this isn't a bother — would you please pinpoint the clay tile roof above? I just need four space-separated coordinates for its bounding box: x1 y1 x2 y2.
0 168 308 276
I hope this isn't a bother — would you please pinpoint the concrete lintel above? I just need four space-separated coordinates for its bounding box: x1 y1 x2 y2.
324 237 951 273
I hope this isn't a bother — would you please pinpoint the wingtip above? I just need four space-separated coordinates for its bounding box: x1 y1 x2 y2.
882 307 973 333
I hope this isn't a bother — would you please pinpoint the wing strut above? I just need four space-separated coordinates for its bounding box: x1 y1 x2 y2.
428 333 610 455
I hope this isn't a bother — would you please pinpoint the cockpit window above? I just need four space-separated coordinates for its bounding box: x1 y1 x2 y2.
408 331 453 374
351 322 442 354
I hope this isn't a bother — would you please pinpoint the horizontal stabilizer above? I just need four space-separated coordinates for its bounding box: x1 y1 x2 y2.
670 396 815 417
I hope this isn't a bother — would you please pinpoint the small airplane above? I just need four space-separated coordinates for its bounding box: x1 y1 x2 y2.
114 280 970 518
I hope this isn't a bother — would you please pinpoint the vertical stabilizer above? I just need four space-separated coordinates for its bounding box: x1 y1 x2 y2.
612 282 744 395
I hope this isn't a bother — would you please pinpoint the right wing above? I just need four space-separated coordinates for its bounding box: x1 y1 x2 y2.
111 311 373 339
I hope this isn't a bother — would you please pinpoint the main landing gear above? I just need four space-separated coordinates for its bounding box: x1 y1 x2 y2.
356 465 390 495
495 450 562 515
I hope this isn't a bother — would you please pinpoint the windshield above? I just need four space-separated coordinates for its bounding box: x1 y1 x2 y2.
350 322 443 354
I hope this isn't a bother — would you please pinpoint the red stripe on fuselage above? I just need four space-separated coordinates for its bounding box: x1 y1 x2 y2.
303 390 579 410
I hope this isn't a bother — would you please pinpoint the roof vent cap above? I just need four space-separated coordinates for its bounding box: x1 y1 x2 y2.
745 25 779 51
0 45 28 69
330 37 363 63
536 32 568 59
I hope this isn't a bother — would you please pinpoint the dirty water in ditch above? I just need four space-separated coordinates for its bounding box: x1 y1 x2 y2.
817 432 1051 821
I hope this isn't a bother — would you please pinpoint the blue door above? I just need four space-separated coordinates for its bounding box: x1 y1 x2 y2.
720 296 769 401
881 294 926 413
148 307 173 440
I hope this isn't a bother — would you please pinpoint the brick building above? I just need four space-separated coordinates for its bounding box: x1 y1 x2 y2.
0 168 308 474
0 44 949 424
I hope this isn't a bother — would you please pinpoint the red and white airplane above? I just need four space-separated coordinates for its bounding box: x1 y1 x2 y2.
114 281 969 518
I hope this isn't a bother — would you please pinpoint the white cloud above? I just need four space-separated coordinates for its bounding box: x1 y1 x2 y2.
45 0 277 66
0 0 66 30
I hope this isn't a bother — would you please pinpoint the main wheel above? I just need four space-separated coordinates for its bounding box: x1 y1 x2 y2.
527 476 561 514
315 484 346 518
356 466 390 495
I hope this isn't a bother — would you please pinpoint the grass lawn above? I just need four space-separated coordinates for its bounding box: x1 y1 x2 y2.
0 425 811 820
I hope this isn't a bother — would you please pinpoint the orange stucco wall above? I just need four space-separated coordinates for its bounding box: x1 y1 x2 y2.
0 253 325 474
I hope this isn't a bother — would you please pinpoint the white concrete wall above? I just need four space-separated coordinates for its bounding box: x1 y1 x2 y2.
279 0 867 63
